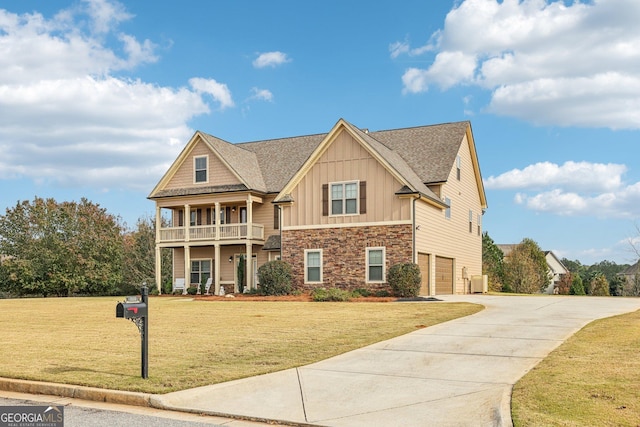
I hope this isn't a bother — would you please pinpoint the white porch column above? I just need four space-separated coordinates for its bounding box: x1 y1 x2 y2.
155 204 162 294
214 243 221 295
246 242 253 291
184 245 191 295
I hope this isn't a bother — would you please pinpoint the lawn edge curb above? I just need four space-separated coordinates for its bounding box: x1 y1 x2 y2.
0 377 152 407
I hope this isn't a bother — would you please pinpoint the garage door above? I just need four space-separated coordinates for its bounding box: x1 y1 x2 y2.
418 253 430 296
435 256 454 295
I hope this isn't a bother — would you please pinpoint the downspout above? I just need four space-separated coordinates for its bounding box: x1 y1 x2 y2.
412 194 420 264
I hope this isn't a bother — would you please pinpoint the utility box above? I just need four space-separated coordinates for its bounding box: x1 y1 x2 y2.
471 275 488 293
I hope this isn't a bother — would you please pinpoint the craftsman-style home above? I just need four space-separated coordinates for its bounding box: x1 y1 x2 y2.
149 118 487 296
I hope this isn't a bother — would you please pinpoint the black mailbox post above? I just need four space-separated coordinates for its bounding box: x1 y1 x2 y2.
116 285 149 379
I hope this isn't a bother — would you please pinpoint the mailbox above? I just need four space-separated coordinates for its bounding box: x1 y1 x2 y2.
116 301 147 319
115 286 149 379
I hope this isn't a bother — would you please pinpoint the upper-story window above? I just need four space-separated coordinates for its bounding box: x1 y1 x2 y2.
445 197 451 219
456 155 461 180
331 181 358 215
194 156 208 183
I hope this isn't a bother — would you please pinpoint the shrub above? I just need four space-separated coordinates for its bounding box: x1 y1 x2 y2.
569 274 585 295
352 288 371 298
186 286 198 295
388 263 421 297
311 287 352 302
257 260 293 296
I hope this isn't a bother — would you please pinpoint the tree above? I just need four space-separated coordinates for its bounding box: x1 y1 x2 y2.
589 273 610 296
503 238 550 294
608 274 626 296
569 274 585 295
555 272 572 295
482 232 505 292
0 197 124 296
122 216 172 295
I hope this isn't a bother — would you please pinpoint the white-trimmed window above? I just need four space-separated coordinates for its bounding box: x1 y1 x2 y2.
456 155 461 180
469 209 473 233
445 197 451 219
194 156 208 183
191 259 211 286
477 213 482 236
305 249 322 283
331 181 358 215
366 247 385 283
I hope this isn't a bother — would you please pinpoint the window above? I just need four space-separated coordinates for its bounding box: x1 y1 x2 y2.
194 156 208 183
456 155 461 180
477 213 482 236
331 181 358 215
191 259 211 286
469 210 473 233
190 210 197 226
445 197 451 219
305 249 322 283
367 247 385 282
240 207 247 224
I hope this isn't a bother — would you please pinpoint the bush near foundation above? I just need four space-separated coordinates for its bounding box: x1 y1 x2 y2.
257 260 293 295
388 263 421 297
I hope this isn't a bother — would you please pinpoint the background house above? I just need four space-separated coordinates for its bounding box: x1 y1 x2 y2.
149 118 487 295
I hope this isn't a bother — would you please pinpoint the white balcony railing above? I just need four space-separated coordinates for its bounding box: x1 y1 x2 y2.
158 223 264 244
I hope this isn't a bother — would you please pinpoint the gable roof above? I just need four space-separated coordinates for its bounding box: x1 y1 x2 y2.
149 118 486 207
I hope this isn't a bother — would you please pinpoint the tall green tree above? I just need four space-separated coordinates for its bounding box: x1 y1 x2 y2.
122 216 172 294
503 238 550 294
0 197 124 296
482 232 505 292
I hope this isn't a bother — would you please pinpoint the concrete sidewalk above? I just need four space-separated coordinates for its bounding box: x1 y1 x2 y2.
153 295 640 427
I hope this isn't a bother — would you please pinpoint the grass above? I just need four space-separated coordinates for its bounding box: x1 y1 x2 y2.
512 308 640 426
0 296 481 394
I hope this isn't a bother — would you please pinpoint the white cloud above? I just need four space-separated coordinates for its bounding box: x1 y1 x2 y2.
0 1 233 192
397 0 640 129
252 51 291 68
249 87 273 102
485 161 627 192
189 77 234 110
489 161 640 218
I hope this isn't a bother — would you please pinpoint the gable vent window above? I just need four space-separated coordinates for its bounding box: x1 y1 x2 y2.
195 156 208 183
456 155 461 181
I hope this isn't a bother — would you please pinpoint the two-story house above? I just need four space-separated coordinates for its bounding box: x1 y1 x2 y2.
148 118 487 296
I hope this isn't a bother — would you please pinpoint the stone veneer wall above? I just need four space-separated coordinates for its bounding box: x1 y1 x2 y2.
282 224 413 291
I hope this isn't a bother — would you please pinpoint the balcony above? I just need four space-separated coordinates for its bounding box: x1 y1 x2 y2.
158 223 265 244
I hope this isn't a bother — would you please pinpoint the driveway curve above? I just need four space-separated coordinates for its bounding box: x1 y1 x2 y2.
154 295 640 427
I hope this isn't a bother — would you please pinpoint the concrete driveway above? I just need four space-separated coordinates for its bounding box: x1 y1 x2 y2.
153 295 640 427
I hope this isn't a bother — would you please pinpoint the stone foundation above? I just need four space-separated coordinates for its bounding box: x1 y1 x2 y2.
282 224 413 292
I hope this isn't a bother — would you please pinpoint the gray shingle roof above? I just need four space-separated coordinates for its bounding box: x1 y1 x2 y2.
153 119 473 199
231 120 471 193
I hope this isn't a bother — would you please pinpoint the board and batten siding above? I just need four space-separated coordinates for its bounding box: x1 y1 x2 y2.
415 133 483 294
164 138 241 191
284 130 412 227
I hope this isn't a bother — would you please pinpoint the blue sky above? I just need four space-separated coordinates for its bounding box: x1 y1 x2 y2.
1 0 640 265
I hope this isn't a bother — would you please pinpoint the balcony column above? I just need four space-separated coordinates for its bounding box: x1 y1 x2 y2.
184 245 191 294
214 202 220 241
155 204 162 294
247 195 253 239
184 204 190 242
